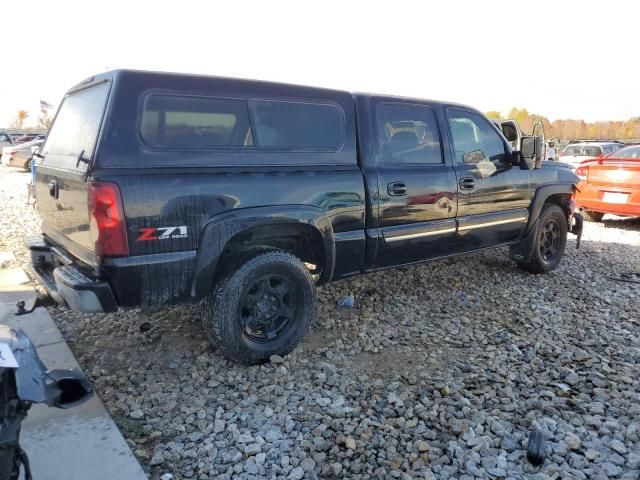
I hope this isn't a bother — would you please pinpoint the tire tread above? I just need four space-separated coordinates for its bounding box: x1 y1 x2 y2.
202 250 314 364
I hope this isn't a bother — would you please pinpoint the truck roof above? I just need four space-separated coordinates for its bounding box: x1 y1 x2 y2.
68 69 353 98
68 69 472 111
352 92 469 110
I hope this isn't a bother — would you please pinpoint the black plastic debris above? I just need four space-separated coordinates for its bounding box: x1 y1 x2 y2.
526 429 546 466
139 322 152 333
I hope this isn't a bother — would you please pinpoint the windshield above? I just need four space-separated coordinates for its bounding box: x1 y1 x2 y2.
608 145 640 159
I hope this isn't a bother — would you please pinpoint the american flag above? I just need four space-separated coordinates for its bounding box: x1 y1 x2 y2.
40 100 55 112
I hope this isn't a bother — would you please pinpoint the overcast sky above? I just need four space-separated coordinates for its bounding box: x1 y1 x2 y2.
1 0 637 127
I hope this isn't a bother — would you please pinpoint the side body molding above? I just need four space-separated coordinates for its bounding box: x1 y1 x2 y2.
191 205 335 300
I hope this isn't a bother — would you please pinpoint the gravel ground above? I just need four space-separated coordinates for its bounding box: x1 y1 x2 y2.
2 165 640 480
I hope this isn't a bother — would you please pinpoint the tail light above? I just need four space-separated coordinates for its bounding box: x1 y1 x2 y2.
88 182 129 257
575 165 588 181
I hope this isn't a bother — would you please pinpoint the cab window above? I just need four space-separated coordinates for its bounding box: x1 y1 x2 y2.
42 82 110 171
448 110 506 164
249 99 342 150
141 95 253 148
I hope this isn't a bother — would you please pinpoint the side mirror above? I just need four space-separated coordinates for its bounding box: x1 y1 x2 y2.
46 369 93 409
519 136 542 170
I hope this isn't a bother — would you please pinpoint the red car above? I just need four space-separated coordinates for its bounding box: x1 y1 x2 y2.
574 145 640 221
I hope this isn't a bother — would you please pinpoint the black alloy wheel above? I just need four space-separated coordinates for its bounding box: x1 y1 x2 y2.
201 250 315 364
239 274 298 343
516 204 568 274
539 218 561 262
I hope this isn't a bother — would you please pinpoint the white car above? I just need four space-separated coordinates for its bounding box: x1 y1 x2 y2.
558 142 624 169
1 138 44 169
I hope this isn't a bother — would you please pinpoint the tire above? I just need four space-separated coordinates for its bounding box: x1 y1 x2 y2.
202 250 315 364
0 448 19 480
517 204 568 274
582 210 604 222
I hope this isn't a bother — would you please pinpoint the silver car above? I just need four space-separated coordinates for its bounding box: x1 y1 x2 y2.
558 142 624 169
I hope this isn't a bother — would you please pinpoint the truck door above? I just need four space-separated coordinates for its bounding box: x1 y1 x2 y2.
372 101 458 268
499 120 521 150
446 108 531 252
531 121 547 164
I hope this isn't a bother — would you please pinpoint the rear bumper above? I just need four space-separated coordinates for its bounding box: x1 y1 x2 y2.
575 183 640 216
26 234 196 311
26 235 117 313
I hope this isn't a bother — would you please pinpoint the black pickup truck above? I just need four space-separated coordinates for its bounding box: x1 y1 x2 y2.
27 70 582 363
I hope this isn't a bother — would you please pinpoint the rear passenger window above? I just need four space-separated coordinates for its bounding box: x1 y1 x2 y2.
141 95 253 148
249 100 342 149
376 103 443 164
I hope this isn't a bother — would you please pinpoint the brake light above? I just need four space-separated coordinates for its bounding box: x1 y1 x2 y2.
88 182 129 257
575 165 588 181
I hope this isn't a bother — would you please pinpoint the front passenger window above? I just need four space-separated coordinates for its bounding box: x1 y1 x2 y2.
448 110 506 164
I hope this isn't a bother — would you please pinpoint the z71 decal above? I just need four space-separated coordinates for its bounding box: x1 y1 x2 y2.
137 226 188 241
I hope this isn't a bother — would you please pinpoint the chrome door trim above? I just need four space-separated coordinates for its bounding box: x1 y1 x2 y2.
457 215 528 232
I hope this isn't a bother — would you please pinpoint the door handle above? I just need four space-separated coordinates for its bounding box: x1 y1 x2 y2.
459 177 475 190
48 180 59 199
387 182 407 196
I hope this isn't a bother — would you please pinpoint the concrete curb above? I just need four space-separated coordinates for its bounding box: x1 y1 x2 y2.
0 268 148 480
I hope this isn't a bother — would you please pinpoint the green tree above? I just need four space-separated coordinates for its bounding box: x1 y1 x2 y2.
485 111 503 120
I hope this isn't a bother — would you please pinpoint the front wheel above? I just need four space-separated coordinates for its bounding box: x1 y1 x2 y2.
517 204 568 274
202 250 315 364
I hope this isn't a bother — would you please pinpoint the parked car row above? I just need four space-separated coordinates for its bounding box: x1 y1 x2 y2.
0 132 45 149
558 140 625 168
0 134 46 170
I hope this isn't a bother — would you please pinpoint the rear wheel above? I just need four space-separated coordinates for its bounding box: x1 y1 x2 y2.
517 204 568 274
202 250 315 364
582 210 604 222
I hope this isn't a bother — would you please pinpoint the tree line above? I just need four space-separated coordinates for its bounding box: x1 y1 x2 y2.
8 110 53 130
486 108 640 141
